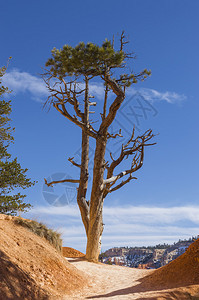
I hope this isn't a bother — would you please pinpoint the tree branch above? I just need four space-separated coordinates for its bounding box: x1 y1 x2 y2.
120 30 129 51
68 157 81 168
53 103 97 139
99 74 125 134
103 169 137 186
44 178 80 187
43 74 85 120
107 129 122 139
109 175 137 193
103 128 156 195
102 84 108 121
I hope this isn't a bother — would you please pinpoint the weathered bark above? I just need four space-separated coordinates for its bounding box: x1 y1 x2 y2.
77 129 89 235
86 135 107 261
77 78 90 236
85 201 104 262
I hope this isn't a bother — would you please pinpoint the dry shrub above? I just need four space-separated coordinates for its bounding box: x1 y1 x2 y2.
14 217 62 252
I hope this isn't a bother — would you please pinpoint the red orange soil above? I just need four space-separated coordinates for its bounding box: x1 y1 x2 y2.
62 247 85 258
143 238 199 290
0 214 87 299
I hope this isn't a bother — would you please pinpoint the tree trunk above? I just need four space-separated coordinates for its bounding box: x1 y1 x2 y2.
86 200 104 261
85 135 107 262
77 129 89 235
77 77 90 235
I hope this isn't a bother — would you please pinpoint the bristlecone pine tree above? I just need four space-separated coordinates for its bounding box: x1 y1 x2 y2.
43 33 156 262
0 63 34 215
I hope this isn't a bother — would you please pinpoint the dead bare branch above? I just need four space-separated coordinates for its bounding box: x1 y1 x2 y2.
53 103 97 139
99 74 125 134
120 30 129 51
110 152 115 162
104 169 137 186
102 84 108 121
107 129 123 139
109 175 137 193
103 128 156 195
44 178 80 187
68 157 81 168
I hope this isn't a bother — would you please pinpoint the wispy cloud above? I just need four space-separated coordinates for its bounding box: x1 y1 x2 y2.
89 83 105 99
2 69 48 102
28 204 199 252
2 70 186 104
31 204 80 217
31 204 199 225
135 88 186 103
103 205 199 224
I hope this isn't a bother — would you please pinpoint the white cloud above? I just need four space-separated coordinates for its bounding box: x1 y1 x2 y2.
2 69 48 102
89 83 105 99
83 84 186 104
31 204 80 217
2 70 186 104
61 225 85 236
59 223 198 240
137 88 186 103
31 204 199 225
103 205 199 224
28 204 199 252
103 223 199 236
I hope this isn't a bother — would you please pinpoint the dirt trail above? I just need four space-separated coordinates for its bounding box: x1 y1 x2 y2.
1 214 199 300
65 258 199 300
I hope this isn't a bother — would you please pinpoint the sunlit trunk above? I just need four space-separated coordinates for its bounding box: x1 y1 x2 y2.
85 135 106 262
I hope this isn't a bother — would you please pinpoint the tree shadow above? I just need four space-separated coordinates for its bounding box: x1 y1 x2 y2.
86 272 198 299
138 289 196 300
0 249 49 300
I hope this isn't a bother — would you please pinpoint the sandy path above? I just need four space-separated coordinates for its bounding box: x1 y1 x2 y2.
63 258 157 300
64 258 199 300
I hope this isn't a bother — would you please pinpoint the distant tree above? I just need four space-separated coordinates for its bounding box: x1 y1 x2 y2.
43 32 156 262
0 63 35 215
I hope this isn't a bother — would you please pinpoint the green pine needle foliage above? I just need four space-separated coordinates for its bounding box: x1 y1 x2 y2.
46 40 124 78
45 37 151 87
14 217 62 252
0 62 35 215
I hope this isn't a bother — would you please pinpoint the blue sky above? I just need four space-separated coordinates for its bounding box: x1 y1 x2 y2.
1 0 199 252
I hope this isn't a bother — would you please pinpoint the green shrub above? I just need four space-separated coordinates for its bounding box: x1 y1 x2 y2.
14 217 62 252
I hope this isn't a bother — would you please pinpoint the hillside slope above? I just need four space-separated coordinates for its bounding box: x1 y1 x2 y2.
62 247 85 258
142 237 199 290
0 214 87 300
